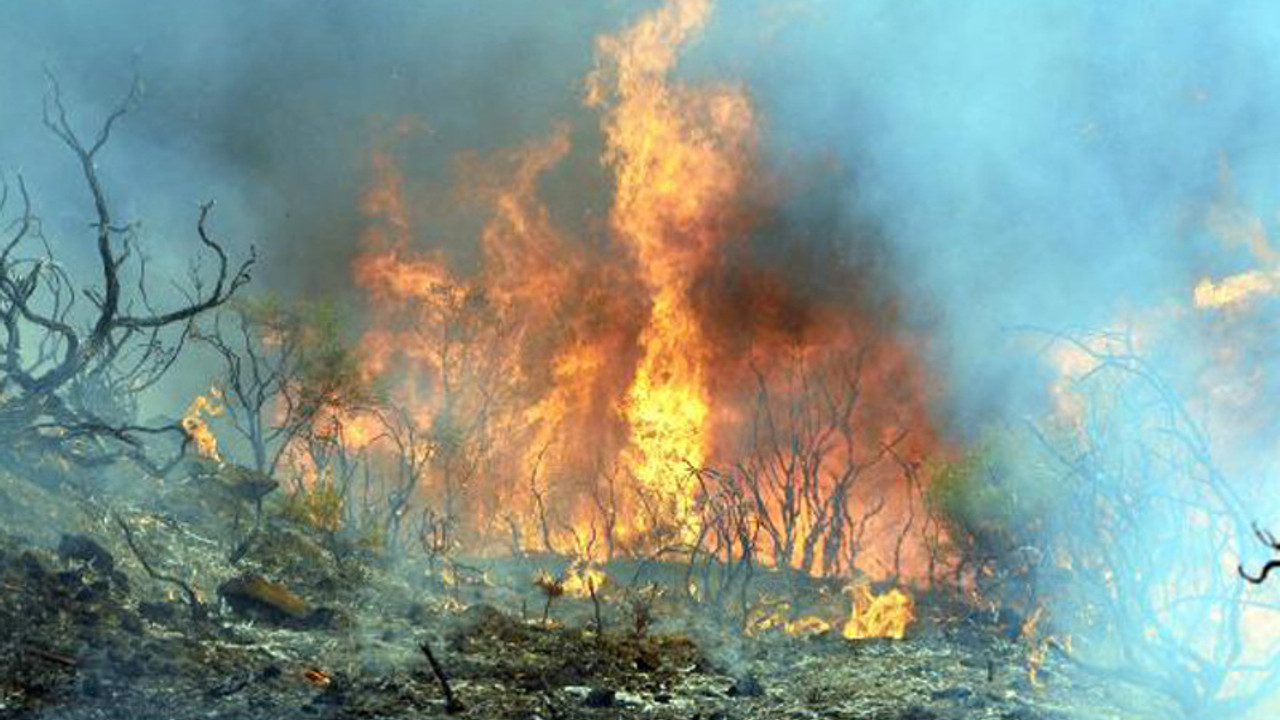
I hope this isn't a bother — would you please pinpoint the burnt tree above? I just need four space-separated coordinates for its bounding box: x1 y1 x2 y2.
1239 523 1280 585
192 299 308 481
0 74 253 474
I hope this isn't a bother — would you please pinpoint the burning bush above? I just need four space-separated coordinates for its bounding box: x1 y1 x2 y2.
337 0 941 583
926 426 1065 608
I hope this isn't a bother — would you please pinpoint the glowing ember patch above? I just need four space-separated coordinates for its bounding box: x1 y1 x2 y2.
841 584 914 640
303 668 331 687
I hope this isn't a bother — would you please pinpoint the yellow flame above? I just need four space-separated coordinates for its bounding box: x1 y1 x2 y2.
841 583 914 640
181 388 224 462
561 564 607 599
786 615 833 636
588 0 755 541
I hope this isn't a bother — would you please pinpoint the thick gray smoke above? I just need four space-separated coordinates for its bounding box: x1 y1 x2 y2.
701 0 1280 436
0 0 620 293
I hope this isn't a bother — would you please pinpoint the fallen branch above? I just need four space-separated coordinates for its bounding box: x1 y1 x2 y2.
420 639 464 714
24 644 78 667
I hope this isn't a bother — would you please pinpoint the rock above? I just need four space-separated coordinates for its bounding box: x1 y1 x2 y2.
191 460 277 505
406 601 431 626
205 670 253 698
931 686 973 702
450 604 528 648
138 600 183 625
299 605 349 631
584 687 616 708
614 690 646 708
58 534 115 573
119 610 144 635
727 674 764 698
56 569 84 590
898 705 939 720
20 551 47 580
73 580 111 605
223 465 279 503
1001 706 1067 720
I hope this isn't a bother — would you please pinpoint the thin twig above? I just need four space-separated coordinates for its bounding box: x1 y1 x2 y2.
114 512 202 620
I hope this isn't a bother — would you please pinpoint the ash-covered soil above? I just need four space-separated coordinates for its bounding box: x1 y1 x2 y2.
0 470 1170 720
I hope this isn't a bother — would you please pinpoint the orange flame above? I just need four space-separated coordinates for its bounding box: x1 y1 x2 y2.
587 0 755 541
344 0 939 576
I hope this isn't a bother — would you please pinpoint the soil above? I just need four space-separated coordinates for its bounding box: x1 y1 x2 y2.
0 468 1174 720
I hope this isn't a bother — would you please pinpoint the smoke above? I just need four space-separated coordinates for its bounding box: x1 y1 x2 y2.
0 0 632 425
705 3 1280 712
704 0 1280 436
4 0 1278 437
0 0 624 293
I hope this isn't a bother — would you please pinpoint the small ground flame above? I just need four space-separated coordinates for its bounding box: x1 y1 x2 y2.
842 584 915 640
561 564 607 600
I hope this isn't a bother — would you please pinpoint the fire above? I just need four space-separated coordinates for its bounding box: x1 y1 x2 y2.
560 563 607 600
181 388 224 463
586 0 754 540
787 615 833 636
1193 157 1280 310
352 123 605 546
841 583 915 640
343 0 938 580
742 584 915 640
746 602 833 637
302 668 331 688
